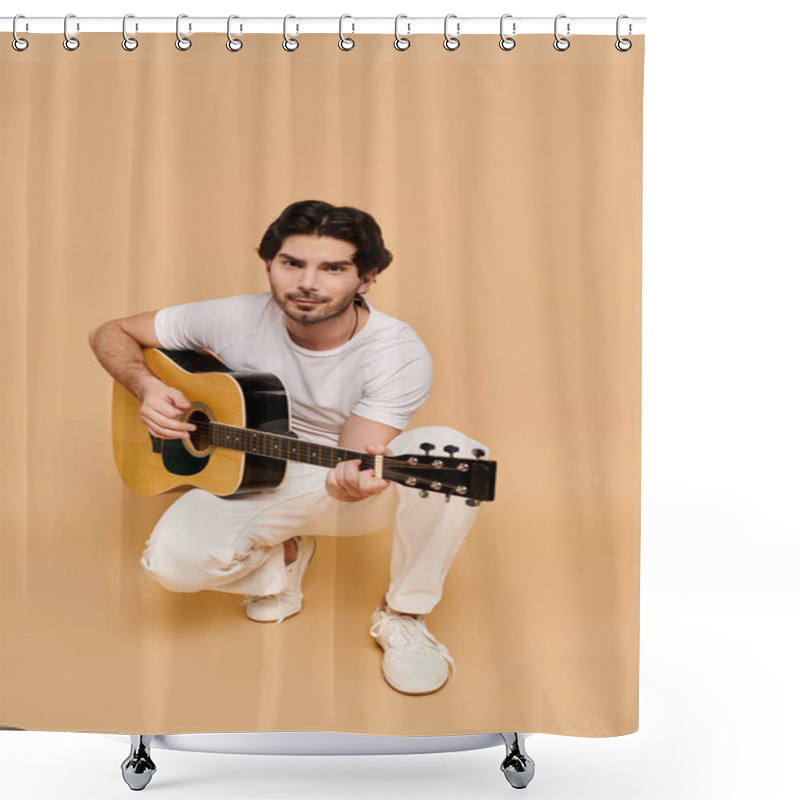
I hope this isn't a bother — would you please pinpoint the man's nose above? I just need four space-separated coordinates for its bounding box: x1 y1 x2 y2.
298 268 319 291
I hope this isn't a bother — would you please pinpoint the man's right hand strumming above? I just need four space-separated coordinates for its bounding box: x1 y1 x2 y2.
139 382 196 441
88 309 195 441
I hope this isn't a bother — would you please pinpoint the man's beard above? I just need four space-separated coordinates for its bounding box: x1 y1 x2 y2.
278 290 358 326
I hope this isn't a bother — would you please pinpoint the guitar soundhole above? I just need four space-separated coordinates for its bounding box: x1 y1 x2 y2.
187 409 211 452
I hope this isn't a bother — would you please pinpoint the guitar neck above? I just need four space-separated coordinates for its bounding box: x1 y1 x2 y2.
205 420 374 470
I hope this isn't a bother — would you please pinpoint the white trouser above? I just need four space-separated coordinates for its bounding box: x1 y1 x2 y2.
140 425 489 615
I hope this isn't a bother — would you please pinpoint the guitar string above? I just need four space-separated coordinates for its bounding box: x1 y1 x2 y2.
187 420 486 472
178 420 480 495
194 437 472 494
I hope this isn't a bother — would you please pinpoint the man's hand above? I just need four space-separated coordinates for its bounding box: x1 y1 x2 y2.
326 444 393 502
140 382 196 440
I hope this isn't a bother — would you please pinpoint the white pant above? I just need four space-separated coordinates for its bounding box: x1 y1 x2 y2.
140 425 489 615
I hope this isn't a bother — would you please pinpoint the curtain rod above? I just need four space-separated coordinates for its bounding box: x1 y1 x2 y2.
1 16 646 36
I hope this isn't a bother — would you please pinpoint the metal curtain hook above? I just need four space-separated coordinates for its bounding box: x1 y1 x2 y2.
122 14 139 51
443 13 460 51
553 14 570 51
499 14 516 50
394 14 411 50
176 13 192 50
339 14 355 50
227 15 243 51
12 14 29 51
283 15 299 51
63 13 80 51
615 14 632 51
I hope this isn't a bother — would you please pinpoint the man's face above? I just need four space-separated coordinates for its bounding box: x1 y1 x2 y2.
265 234 375 326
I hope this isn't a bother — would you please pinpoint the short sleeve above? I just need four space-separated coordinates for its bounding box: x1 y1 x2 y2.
350 344 434 431
154 295 247 353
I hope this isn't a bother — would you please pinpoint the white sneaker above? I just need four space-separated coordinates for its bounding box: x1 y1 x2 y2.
369 606 456 695
243 536 316 624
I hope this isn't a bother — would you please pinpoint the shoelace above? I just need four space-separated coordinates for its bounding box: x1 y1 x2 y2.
242 589 301 605
370 611 456 677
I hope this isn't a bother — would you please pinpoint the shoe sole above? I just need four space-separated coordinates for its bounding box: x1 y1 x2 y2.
380 671 450 696
245 537 317 624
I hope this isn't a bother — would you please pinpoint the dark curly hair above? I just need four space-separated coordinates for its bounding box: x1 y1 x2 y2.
255 200 393 279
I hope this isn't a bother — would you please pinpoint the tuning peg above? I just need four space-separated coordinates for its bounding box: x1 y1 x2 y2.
472 448 485 459
443 445 460 457
418 490 429 498
466 499 482 507
419 442 436 455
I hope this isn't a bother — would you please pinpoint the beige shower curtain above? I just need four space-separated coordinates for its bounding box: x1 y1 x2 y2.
0 32 644 736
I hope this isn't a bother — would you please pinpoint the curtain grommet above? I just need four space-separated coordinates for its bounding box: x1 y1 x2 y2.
283 15 299 51
63 13 80 51
499 14 516 51
121 14 139 51
226 15 243 52
394 15 411 50
11 14 29 51
175 14 192 51
338 14 355 51
615 15 632 51
443 14 460 51
553 14 570 51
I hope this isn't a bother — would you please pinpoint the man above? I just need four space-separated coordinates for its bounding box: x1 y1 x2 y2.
88 199 489 696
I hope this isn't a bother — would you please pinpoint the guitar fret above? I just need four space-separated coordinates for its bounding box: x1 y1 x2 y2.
199 423 440 495
209 422 362 468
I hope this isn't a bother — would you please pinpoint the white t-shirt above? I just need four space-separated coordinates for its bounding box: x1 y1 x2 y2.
154 292 433 447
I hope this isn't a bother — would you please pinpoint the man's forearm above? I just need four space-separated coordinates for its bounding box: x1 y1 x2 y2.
88 323 163 401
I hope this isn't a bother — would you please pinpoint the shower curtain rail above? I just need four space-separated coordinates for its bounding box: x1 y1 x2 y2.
1 15 646 36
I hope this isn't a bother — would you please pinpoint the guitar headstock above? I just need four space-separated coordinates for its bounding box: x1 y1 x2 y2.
385 442 496 504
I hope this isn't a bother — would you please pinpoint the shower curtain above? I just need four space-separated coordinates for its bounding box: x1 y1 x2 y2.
0 29 644 737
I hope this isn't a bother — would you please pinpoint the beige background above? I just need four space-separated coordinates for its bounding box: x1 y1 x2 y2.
0 33 643 735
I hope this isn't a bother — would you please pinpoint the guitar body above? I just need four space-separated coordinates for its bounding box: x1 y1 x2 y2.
112 349 294 496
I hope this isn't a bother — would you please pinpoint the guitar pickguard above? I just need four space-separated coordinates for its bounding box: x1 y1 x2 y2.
150 434 210 476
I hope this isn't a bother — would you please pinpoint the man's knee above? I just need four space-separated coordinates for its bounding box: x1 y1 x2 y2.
140 534 275 593
390 424 490 458
140 545 204 593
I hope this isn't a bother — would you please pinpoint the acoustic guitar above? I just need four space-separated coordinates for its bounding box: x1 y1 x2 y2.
112 348 496 505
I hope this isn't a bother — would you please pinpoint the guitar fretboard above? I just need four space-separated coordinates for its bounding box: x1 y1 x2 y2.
203 420 376 470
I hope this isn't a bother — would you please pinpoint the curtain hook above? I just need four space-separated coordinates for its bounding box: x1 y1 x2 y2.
443 13 460 51
499 14 516 51
12 14 29 51
615 14 632 51
63 13 80 51
122 14 139 51
339 14 355 50
553 14 570 51
227 15 243 52
175 14 192 51
283 15 299 51
394 15 411 51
